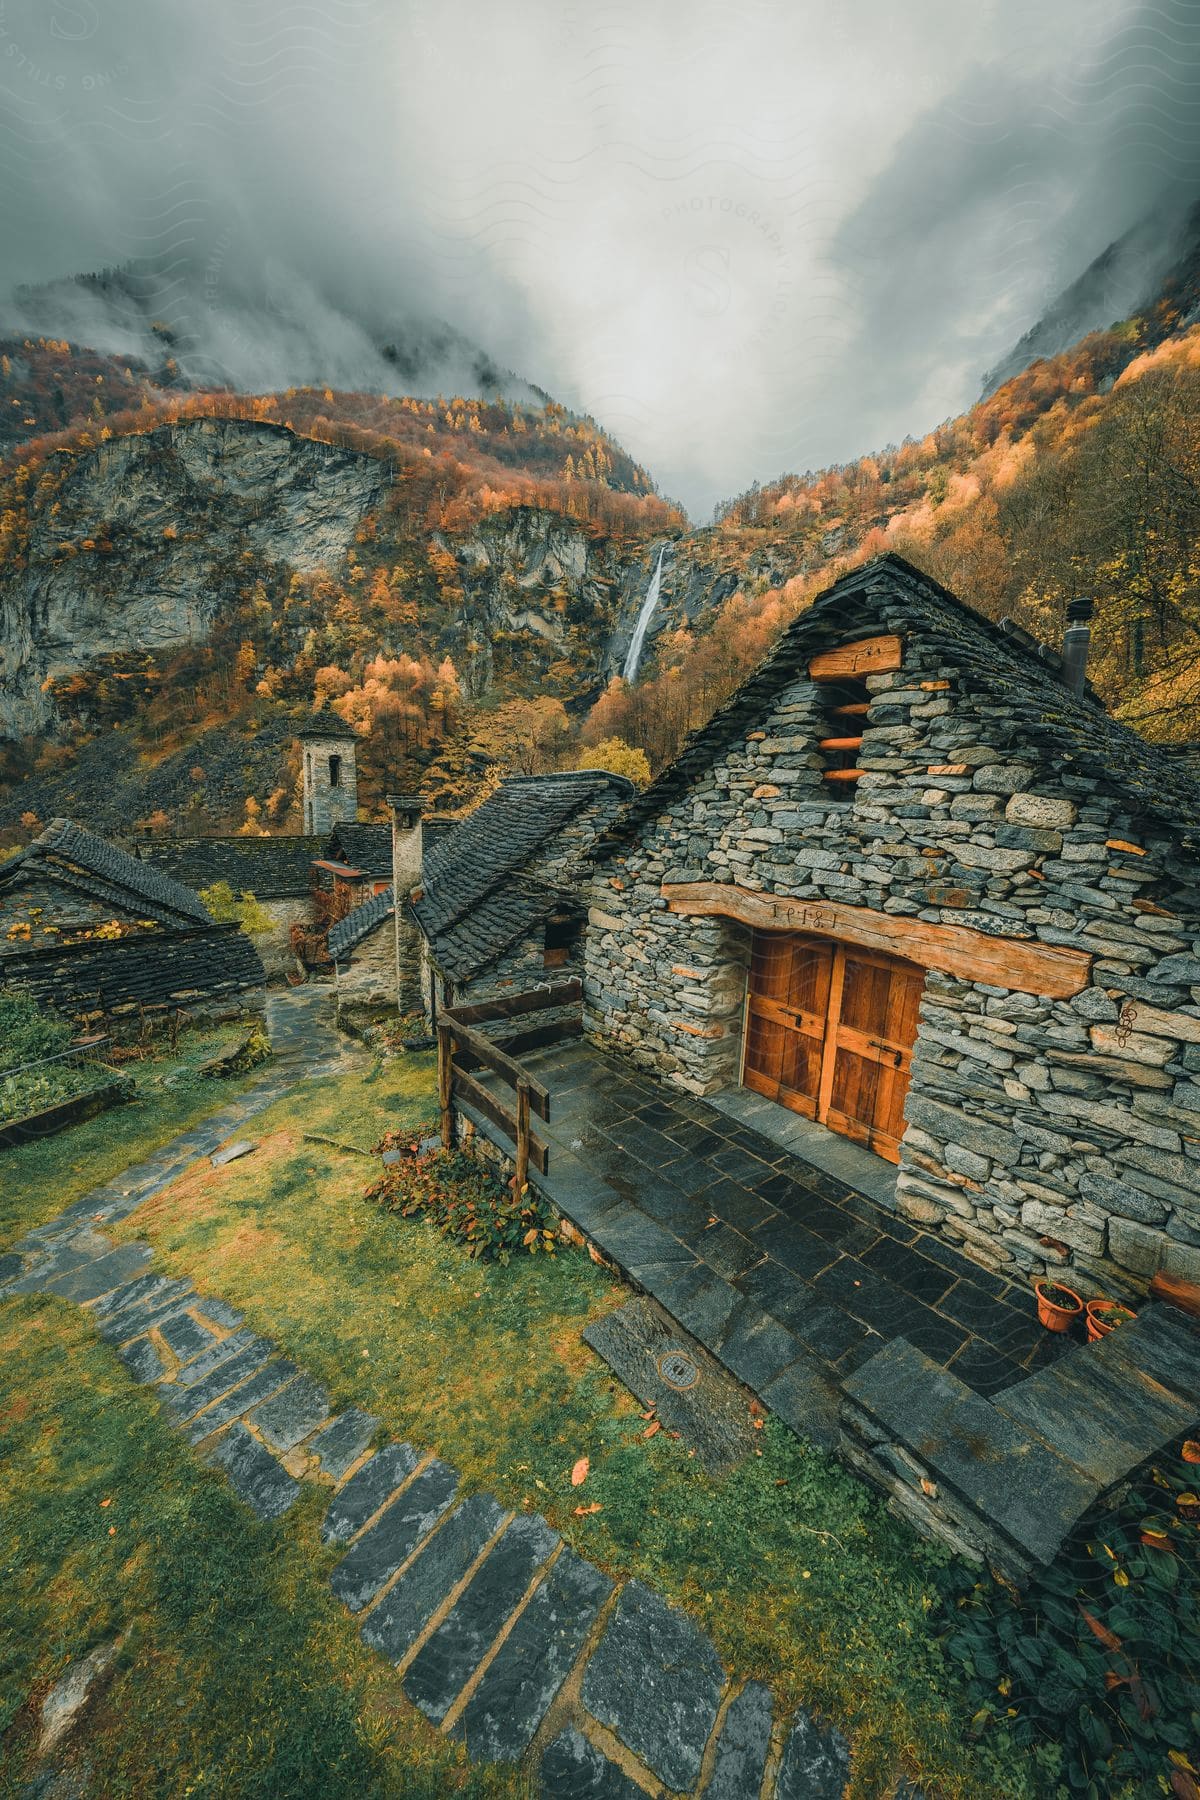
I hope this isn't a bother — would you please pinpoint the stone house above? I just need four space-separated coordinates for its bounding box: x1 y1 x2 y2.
584 553 1200 1304
136 833 322 978
411 772 635 1023
0 817 264 1025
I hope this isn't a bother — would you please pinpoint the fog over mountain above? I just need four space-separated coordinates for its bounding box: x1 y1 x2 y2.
2 0 1199 516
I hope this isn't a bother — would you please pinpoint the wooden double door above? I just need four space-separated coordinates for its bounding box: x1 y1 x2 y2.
742 931 924 1164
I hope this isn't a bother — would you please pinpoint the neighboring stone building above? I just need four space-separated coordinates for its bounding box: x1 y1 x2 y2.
299 714 358 835
327 795 426 1015
136 833 322 978
324 822 393 894
411 771 635 1021
0 817 263 1024
584 553 1200 1303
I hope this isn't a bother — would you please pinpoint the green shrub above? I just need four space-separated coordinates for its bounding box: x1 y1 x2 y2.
0 991 73 1074
198 880 275 936
365 1132 559 1264
934 1441 1200 1798
0 1059 117 1125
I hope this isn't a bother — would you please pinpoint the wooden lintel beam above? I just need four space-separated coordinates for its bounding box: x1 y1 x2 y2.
662 881 1093 999
808 635 902 681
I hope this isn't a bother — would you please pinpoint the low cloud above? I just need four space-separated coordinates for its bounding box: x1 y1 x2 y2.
1 0 1196 516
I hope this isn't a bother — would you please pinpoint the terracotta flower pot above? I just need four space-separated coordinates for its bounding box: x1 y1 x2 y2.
1086 1298 1137 1343
1035 1281 1083 1332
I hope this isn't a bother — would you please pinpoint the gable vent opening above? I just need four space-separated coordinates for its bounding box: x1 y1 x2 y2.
816 676 869 796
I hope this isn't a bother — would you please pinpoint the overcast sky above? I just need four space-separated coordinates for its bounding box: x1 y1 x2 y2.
1 0 1198 517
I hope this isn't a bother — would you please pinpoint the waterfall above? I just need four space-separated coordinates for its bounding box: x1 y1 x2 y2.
623 545 666 683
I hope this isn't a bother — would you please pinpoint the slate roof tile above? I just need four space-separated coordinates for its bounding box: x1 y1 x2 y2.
329 885 394 959
2 818 212 927
411 772 632 981
138 836 324 899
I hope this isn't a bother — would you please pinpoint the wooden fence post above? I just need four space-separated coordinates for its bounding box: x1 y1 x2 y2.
514 1076 531 1193
437 1023 454 1151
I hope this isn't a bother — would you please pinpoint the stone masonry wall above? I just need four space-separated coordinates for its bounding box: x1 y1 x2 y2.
583 596 1200 1298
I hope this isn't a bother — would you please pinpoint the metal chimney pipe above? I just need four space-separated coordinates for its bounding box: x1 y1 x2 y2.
1061 597 1095 697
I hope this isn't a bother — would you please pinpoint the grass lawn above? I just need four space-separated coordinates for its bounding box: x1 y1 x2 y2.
1 1043 1062 1799
0 1021 268 1249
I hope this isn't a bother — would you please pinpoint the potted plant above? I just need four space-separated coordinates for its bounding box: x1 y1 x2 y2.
1086 1298 1137 1342
1035 1280 1083 1332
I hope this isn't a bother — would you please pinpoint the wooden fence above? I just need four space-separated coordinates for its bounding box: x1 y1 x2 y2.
437 979 583 1187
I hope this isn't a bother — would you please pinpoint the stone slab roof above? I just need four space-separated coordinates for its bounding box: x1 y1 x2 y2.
1 923 265 1017
329 885 394 960
295 711 356 740
597 552 1200 859
138 835 324 899
2 818 213 930
412 772 632 982
326 822 392 876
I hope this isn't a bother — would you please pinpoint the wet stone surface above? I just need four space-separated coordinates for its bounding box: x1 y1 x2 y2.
321 1441 421 1545
707 1681 774 1800
163 1339 275 1420
330 1458 460 1614
580 1579 725 1793
207 1424 298 1521
775 1708 852 1800
583 1297 756 1474
359 1494 504 1666
156 1310 219 1364
455 1546 613 1764
403 1512 559 1723
538 1727 645 1799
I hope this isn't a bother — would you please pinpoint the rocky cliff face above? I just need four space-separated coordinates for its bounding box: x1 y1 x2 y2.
0 418 387 739
0 414 708 760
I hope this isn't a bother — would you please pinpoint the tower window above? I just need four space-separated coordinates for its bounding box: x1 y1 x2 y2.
328 754 342 789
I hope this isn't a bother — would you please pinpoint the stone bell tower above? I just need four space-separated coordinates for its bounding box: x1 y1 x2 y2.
299 716 358 836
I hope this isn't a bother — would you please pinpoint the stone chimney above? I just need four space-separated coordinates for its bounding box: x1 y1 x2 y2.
1062 597 1095 698
299 717 358 835
387 792 424 1011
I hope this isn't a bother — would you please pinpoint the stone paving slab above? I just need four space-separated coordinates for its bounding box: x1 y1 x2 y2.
359 1494 505 1666
706 1680 774 1800
193 1296 244 1332
538 1727 647 1798
775 1708 851 1799
844 1340 1100 1570
322 1441 422 1545
163 1338 276 1420
581 1579 725 1794
89 1272 181 1323
246 1373 330 1453
157 1310 221 1364
454 1547 613 1764
308 1408 378 1481
94 1282 197 1343
583 1298 757 1475
185 1360 299 1444
331 1458 460 1614
118 1335 168 1383
207 1423 298 1521
403 1512 560 1723
41 1244 152 1304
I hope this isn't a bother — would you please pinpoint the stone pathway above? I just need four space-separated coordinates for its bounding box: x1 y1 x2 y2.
0 992 899 1799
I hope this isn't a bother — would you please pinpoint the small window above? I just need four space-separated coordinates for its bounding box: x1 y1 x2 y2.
544 913 581 969
328 754 342 788
816 675 870 800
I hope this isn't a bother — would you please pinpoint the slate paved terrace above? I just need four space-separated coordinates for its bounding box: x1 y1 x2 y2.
461 1040 1200 1579
498 1040 1072 1414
